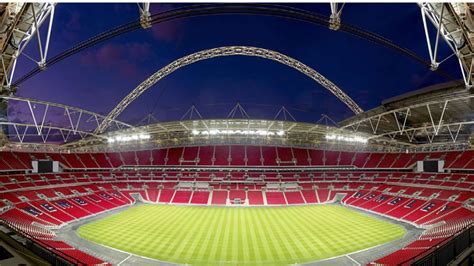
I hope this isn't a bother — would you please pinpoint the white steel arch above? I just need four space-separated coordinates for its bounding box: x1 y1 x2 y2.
96 46 363 133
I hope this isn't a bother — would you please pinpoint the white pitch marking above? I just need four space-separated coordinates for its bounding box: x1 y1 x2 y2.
117 254 132 266
345 255 361 266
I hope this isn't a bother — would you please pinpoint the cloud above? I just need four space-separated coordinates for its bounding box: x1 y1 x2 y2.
149 4 183 42
151 22 181 42
79 42 153 76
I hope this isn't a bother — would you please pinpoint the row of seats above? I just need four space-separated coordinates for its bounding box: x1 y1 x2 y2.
2 182 472 206
2 147 474 170
134 189 334 205
2 174 472 213
2 187 471 227
343 191 474 265
0 189 136 264
370 214 472 265
1 170 473 193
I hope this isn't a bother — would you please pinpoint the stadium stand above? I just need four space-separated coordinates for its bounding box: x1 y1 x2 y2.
0 69 472 264
1 157 473 265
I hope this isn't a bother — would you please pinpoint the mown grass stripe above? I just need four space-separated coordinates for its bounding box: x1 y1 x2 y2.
193 207 220 262
282 207 319 260
167 207 209 262
207 207 226 263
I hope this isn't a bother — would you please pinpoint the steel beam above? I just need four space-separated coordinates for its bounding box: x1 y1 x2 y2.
419 3 474 88
1 95 133 129
0 3 56 92
341 94 474 129
1 121 103 144
368 121 473 140
329 3 345 30
138 3 151 29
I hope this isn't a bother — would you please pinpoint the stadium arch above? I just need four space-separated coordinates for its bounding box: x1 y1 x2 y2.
96 46 364 133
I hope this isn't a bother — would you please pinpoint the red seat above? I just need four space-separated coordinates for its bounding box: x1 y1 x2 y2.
285 191 305 204
266 192 286 205
190 191 209 204
211 191 228 205
248 191 264 205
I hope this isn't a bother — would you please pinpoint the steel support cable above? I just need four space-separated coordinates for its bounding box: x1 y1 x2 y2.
12 4 454 87
338 24 445 76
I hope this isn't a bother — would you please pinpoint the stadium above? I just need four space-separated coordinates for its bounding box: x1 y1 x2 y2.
0 2 473 266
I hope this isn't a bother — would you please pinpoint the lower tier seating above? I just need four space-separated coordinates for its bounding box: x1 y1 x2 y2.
0 170 473 265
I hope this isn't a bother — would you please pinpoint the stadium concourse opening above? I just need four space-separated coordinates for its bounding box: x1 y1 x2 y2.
0 2 473 266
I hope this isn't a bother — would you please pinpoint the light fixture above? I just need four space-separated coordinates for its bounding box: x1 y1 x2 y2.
191 129 285 137
107 133 151 143
325 134 368 143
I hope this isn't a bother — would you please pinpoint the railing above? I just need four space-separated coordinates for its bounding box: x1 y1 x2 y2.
400 223 473 265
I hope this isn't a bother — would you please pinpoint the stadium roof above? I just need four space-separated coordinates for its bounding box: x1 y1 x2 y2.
340 80 474 147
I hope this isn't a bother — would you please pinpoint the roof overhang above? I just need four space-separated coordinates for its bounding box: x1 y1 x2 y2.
340 80 473 148
56 119 389 153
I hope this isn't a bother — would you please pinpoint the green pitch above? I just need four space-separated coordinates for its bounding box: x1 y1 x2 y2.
77 204 405 265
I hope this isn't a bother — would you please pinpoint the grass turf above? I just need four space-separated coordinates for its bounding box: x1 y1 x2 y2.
77 204 405 265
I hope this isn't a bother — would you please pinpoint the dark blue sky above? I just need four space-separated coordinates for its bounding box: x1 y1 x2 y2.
13 3 459 125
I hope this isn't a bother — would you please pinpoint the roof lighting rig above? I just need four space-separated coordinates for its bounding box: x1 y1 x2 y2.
107 133 150 144
325 134 368 144
191 129 285 137
88 119 377 153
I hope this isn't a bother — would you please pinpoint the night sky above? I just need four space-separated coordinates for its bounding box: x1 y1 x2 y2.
12 3 459 126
